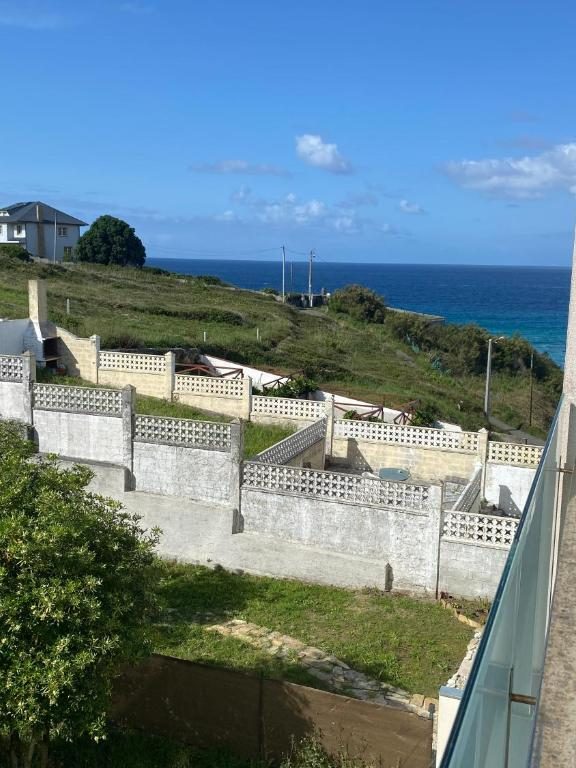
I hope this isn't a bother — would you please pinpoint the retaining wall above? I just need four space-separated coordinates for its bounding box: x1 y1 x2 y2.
111 655 432 767
240 464 443 594
132 415 241 505
174 374 251 419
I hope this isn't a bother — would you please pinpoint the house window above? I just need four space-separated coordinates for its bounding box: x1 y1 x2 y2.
57 226 68 237
0 224 3 234
63 246 74 261
15 224 24 235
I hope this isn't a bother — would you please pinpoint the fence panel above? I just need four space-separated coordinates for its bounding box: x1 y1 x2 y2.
33 383 123 416
251 395 326 421
99 350 166 373
134 414 232 451
0 355 23 382
334 419 479 453
175 374 246 399
255 419 326 464
488 440 543 467
442 509 518 548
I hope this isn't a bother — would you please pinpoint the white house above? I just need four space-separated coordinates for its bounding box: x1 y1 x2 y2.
0 201 87 262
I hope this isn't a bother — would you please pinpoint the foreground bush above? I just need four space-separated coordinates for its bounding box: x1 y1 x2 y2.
0 423 159 768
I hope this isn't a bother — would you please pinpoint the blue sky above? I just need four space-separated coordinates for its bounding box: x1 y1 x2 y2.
2 0 576 265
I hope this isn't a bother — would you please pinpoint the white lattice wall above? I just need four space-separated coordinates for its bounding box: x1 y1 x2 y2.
0 355 23 382
175 374 247 398
134 415 231 451
99 351 167 373
33 383 123 416
251 395 327 421
442 509 518 548
334 419 479 453
242 462 433 512
488 441 543 467
255 419 326 465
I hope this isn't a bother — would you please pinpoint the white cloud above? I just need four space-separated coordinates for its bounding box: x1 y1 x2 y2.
399 199 425 215
295 134 353 174
444 142 576 198
190 159 289 177
258 195 327 226
214 210 240 222
381 223 400 236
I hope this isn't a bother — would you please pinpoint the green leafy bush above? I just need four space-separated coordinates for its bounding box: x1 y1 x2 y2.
329 284 386 323
267 375 318 398
0 244 31 262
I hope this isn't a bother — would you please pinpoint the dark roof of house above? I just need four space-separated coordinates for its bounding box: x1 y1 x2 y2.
0 202 87 226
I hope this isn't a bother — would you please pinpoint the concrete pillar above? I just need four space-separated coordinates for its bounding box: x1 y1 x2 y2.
433 482 445 598
164 351 175 400
243 376 252 420
28 279 48 324
325 395 335 460
121 385 135 476
477 427 489 499
90 335 100 384
21 350 35 424
230 419 244 533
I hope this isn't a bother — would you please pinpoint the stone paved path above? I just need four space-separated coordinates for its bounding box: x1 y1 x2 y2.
206 619 436 719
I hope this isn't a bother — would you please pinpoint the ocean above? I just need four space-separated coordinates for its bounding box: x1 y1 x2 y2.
147 258 571 367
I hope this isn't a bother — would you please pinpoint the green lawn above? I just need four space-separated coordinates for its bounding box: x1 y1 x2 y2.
153 562 473 698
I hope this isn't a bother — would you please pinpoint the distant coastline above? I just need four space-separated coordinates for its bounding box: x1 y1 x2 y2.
148 258 570 366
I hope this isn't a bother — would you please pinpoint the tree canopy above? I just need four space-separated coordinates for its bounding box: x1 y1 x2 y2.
329 284 386 323
75 215 146 267
0 422 159 768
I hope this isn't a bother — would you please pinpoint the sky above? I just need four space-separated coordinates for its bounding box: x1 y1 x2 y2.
1 0 576 265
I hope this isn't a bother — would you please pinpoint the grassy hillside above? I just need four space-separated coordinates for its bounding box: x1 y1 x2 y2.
0 255 561 435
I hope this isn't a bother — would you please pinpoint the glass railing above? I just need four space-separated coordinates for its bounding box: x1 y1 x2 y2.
440 400 563 768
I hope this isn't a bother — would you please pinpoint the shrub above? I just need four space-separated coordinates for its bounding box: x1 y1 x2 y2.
0 244 32 262
329 284 386 323
267 375 318 399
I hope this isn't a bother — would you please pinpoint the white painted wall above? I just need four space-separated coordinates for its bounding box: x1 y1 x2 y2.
0 381 28 422
0 319 29 354
33 410 126 465
484 463 536 516
133 441 236 504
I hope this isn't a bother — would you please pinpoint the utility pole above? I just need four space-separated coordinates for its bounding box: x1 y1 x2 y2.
484 336 505 423
281 245 286 303
53 212 57 264
308 249 315 308
528 351 534 426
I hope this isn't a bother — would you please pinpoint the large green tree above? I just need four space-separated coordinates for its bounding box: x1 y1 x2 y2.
75 215 146 267
0 422 159 768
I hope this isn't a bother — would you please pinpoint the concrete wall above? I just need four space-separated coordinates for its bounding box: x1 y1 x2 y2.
438 539 510 598
240 487 442 594
175 390 250 419
0 319 29 354
484 463 536 516
133 441 238 505
285 440 325 469
0 381 29 422
99 368 171 399
331 437 478 483
33 409 128 466
56 327 99 380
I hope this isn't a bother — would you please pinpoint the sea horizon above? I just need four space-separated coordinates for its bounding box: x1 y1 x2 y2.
147 257 570 367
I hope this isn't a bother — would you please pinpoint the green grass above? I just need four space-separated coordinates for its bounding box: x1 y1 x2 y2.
153 562 473 697
0 256 559 435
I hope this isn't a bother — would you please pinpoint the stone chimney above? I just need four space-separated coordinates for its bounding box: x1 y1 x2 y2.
29 279 48 325
36 203 46 260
